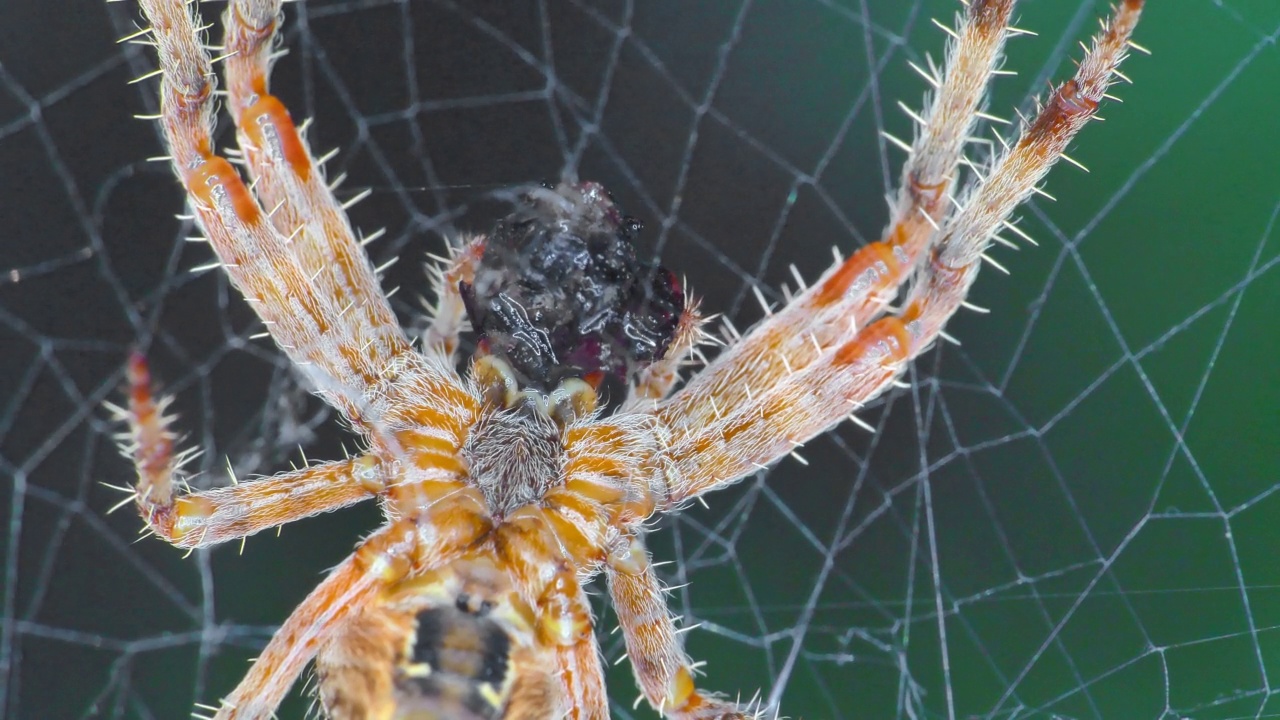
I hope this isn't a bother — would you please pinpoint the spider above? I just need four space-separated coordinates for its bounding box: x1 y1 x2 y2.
117 0 1144 717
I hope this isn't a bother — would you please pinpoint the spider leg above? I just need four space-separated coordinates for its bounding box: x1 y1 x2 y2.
606 536 757 720
117 352 384 549
904 1 1144 341
494 512 609 720
657 0 1143 506
137 0 400 421
219 0 411 372
209 493 493 720
652 0 1021 438
880 0 1021 281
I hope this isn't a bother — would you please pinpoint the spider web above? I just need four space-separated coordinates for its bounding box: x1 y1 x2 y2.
3 0 1279 717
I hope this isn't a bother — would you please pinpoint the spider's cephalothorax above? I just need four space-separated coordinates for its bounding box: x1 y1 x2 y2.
121 0 1143 717
461 181 684 396
458 377 567 520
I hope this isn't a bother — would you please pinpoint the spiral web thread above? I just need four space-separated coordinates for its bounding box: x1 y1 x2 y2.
2 0 1279 718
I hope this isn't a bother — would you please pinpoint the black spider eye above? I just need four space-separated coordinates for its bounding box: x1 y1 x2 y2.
461 182 684 394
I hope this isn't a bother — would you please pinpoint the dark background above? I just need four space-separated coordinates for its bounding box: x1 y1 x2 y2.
2 0 1278 718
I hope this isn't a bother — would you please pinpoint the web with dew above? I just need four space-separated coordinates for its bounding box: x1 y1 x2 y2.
2 0 1280 718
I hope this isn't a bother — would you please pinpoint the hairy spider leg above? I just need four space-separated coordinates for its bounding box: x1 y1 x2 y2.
494 514 609 719
882 0 1021 280
607 535 760 720
131 13 495 717
903 1 1145 347
657 0 1143 506
219 0 412 409
128 0 475 551
654 0 1021 442
116 352 384 548
138 0 402 422
208 497 493 720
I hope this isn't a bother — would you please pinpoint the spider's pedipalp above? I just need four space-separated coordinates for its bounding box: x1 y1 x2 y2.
626 298 708 407
421 236 486 361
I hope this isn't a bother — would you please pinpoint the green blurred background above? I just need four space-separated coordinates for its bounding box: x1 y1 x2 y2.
1 0 1277 718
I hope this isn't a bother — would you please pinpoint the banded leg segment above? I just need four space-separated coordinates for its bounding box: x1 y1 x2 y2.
661 318 908 507
659 0 1143 505
220 0 412 375
902 0 1145 368
494 513 607 720
607 536 755 719
137 0 391 418
211 496 493 719
120 352 383 549
658 0 1020 438
882 0 1020 270
133 457 382 550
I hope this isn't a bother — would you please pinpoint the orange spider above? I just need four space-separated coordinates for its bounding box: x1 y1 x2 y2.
118 0 1144 717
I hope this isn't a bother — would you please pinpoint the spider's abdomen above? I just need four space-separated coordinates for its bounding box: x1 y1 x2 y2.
460 182 684 393
394 603 512 720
